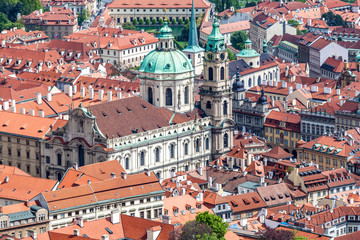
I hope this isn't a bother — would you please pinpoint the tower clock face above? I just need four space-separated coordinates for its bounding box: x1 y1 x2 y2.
207 53 214 61
220 53 225 60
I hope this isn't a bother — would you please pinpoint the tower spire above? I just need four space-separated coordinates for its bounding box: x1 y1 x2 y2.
184 0 203 52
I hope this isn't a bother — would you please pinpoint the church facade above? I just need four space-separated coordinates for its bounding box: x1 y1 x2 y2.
43 19 233 180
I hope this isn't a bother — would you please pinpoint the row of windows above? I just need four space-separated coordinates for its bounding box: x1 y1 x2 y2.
2 137 36 146
164 87 190 106
205 101 228 115
3 147 39 159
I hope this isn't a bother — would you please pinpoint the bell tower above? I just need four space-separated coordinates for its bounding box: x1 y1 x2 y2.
200 17 234 159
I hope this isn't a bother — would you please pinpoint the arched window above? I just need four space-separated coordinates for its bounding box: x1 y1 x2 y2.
140 152 145 166
155 172 161 179
184 143 188 155
165 42 168 48
220 67 225 80
248 78 252 87
56 172 62 181
184 86 189 104
257 76 261 86
205 138 209 150
223 101 228 115
195 138 200 152
185 165 189 171
166 88 172 106
148 87 153 104
269 72 273 80
125 157 129 170
57 153 62 166
206 101 211 109
224 133 229 148
155 148 160 162
208 67 213 81
170 144 175 158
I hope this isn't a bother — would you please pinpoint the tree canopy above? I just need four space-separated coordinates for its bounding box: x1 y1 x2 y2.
322 12 347 27
258 227 295 240
230 30 247 50
122 22 136 30
195 212 228 239
179 220 213 240
0 0 42 22
288 19 299 28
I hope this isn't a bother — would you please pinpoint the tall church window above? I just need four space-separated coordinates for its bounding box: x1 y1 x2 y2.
166 88 172 106
223 101 228 115
257 76 261 86
57 153 62 166
220 67 225 80
170 144 175 158
184 143 188 155
269 72 273 81
206 101 211 109
148 87 153 104
248 78 252 87
195 138 200 152
205 138 209 150
208 67 213 80
155 148 160 162
224 133 229 148
140 151 145 166
125 157 129 170
184 86 189 104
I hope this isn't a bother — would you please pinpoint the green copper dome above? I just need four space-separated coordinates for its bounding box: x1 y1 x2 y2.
139 50 193 74
206 18 225 52
158 21 173 39
236 38 260 58
139 22 193 74
356 52 360 62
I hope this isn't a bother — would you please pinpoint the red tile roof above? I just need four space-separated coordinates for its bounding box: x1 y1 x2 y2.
264 111 301 132
225 191 267 212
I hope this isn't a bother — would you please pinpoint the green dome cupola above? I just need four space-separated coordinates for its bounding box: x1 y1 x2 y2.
206 18 225 52
139 22 193 75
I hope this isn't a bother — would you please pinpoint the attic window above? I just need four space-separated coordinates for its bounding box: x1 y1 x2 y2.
102 112 107 118
105 228 113 234
142 104 147 109
270 196 276 200
264 197 269 201
126 107 131 112
285 193 290 198
278 194 283 199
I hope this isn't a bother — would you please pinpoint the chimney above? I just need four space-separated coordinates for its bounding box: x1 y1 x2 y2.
350 198 354 204
243 171 248 177
144 168 151 177
76 216 84 228
74 229 80 236
198 192 204 201
38 110 45 117
181 188 186 195
162 215 171 224
89 86 94 99
117 91 122 99
80 86 86 98
215 183 220 191
19 108 25 114
282 81 287 88
110 172 116 178
36 93 42 105
87 179 91 185
197 167 202 176
307 19 311 26
121 171 127 180
2 101 9 111
337 89 341 95
289 86 293 95
28 230 37 240
101 235 109 240
111 209 120 224
147 226 162 240
68 85 73 98
46 93 52 102
98 89 104 101
28 109 35 116
73 85 77 94
11 99 15 106
208 177 212 187
260 176 265 186
10 106 16 113
107 90 112 101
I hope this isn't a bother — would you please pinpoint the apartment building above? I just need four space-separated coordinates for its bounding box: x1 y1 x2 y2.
22 8 78 39
264 111 301 157
107 0 209 26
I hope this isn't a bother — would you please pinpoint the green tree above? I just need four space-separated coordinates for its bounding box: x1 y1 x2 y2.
178 18 183 25
296 29 308 35
159 18 163 25
195 212 228 239
196 233 219 240
122 22 136 30
181 22 190 41
0 12 23 31
245 1 257 7
152 18 157 24
179 220 213 240
172 18 177 25
258 227 295 240
288 19 299 27
227 48 236 61
139 18 144 25
132 19 137 25
185 18 190 24
78 9 90 25
322 11 347 27
230 30 247 50
145 18 151 25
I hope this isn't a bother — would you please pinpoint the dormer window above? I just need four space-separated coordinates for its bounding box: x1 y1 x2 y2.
26 61 32 67
67 52 73 57
15 59 22 66
108 42 113 47
6 58 12 65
